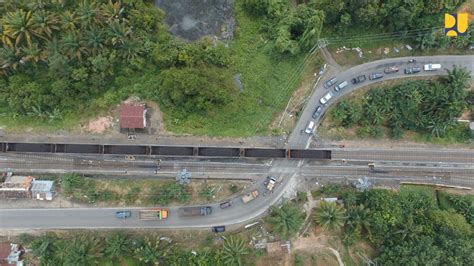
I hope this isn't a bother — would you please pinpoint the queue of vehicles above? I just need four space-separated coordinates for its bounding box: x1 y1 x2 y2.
307 60 442 135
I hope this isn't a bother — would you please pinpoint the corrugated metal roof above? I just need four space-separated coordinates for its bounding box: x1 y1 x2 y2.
30 180 54 192
120 104 146 129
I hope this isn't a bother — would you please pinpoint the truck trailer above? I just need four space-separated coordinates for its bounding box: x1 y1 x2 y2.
242 190 259 204
178 206 212 217
139 209 168 220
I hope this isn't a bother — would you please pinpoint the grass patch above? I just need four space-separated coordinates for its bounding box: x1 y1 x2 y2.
60 174 248 206
400 184 437 204
324 25 474 67
161 4 310 136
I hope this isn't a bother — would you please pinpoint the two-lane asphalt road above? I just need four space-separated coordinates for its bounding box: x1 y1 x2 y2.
288 55 474 148
0 159 301 230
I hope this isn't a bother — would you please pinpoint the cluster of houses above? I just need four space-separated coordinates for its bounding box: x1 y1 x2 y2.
0 174 55 200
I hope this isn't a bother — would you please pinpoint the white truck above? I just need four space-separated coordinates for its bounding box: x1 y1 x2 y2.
424 64 441 71
265 176 277 192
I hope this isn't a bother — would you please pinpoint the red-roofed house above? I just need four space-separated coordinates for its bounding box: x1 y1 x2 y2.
0 242 24 266
120 104 147 129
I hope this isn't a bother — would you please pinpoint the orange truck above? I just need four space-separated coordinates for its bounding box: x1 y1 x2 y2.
138 209 168 220
242 190 259 204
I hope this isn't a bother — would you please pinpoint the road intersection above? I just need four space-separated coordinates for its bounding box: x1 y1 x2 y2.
0 55 473 231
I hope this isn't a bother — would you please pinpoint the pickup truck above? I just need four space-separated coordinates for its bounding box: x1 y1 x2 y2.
178 206 212 217
242 190 259 204
351 75 366 84
265 176 277 192
369 73 384 80
404 67 421 74
138 209 168 220
324 77 337 88
384 66 399 74
424 64 441 71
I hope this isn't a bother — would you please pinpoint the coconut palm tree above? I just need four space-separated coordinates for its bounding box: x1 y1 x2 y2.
267 202 304 239
314 201 346 231
77 1 104 28
346 204 371 236
101 0 125 24
60 10 77 32
106 21 131 47
60 32 87 60
222 236 249 266
21 43 47 63
84 27 105 56
393 215 423 242
135 237 170 265
31 233 57 265
2 9 36 47
105 232 131 260
0 45 22 70
32 10 59 40
446 65 471 90
64 235 104 266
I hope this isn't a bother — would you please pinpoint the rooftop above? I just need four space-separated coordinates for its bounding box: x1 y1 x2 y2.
120 104 146 129
30 180 55 192
2 176 33 189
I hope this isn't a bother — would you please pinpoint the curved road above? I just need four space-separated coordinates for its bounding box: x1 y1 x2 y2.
1 55 473 231
288 55 474 148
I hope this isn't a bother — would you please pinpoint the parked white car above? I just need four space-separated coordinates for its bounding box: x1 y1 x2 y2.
319 91 334 105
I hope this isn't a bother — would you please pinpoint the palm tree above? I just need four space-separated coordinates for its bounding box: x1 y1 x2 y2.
84 27 105 56
222 236 249 266
2 9 36 47
64 235 104 266
135 237 170 265
32 10 59 40
52 239 68 265
31 234 57 265
107 21 131 47
100 0 125 24
267 202 304 239
393 215 423 242
0 45 22 70
346 204 371 236
446 65 471 90
118 38 143 60
314 201 346 231
77 1 104 28
105 232 131 260
21 43 47 63
60 32 87 60
60 10 77 32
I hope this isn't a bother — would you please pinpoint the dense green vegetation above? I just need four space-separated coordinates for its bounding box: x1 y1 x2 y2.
327 66 473 142
0 0 315 136
0 1 471 136
313 184 474 265
26 185 473 265
29 232 250 265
